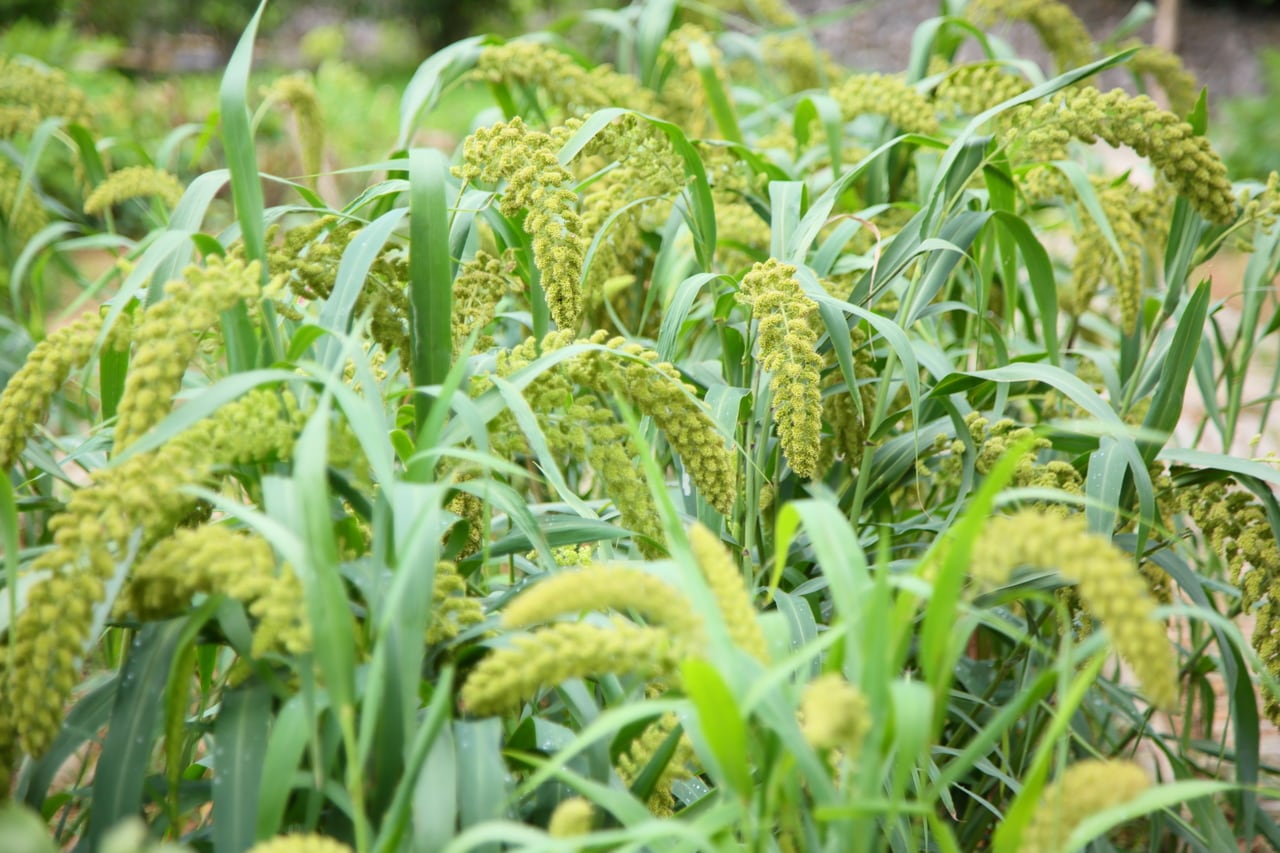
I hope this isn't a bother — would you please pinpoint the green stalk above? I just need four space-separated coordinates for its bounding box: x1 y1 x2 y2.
408 147 455 432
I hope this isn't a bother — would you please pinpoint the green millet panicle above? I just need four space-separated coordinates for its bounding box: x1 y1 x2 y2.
737 259 824 479
117 524 273 618
697 0 798 26
245 835 353 853
758 33 842 93
547 798 595 837
575 114 687 323
933 414 1084 502
1178 480 1280 722
236 564 311 658
451 250 514 353
0 158 48 246
445 477 485 557
970 509 1178 709
475 41 657 117
614 711 696 817
0 309 128 470
455 118 586 331
113 257 262 451
967 0 1095 72
588 424 667 555
1069 182 1148 331
501 565 705 646
1011 86 1235 224
0 658 16 794
1019 169 1170 331
83 166 184 216
267 216 352 302
1017 760 1149 853
800 673 870 754
934 63 1031 119
6 387 300 757
428 560 485 645
688 523 768 663
484 334 671 552
822 327 877 468
0 56 90 136
831 73 940 136
1231 171 1280 251
657 25 731 135
460 620 680 716
1124 42 1201 118
116 523 311 657
265 218 412 358
571 331 738 515
713 197 773 271
266 73 324 182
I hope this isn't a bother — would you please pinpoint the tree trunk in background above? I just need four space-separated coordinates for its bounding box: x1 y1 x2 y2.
1155 0 1180 51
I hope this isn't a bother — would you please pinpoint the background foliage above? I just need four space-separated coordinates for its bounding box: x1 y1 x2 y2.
2 0 1280 851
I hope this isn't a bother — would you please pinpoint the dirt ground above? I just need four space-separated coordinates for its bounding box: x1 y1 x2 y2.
792 0 1280 100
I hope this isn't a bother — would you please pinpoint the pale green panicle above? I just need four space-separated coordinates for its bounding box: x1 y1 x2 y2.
1233 170 1280 251
116 523 312 657
475 41 658 118
698 143 773 269
1178 480 1280 722
1009 86 1235 224
688 523 768 663
1017 760 1149 853
712 197 773 270
0 159 49 246
479 332 668 554
5 387 300 758
245 835 353 853
656 24 730 135
428 560 485 645
113 256 262 451
445 475 486 557
694 0 799 26
459 620 680 716
1019 167 1169 331
0 309 129 470
451 249 515 354
934 62 1030 119
969 509 1178 709
800 673 870 755
574 114 686 326
455 118 586 331
831 73 940 136
501 564 705 645
0 56 90 137
737 259 824 479
236 562 312 658
266 216 411 358
117 524 270 617
572 331 738 515
265 73 325 183
758 33 842 93
967 0 1095 73
1069 183 1161 332
933 414 1083 501
821 326 877 469
547 798 595 837
589 422 667 555
83 166 184 216
614 711 696 817
1124 41 1201 118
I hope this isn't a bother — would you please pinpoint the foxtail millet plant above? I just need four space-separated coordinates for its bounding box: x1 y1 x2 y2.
4 0 1280 849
